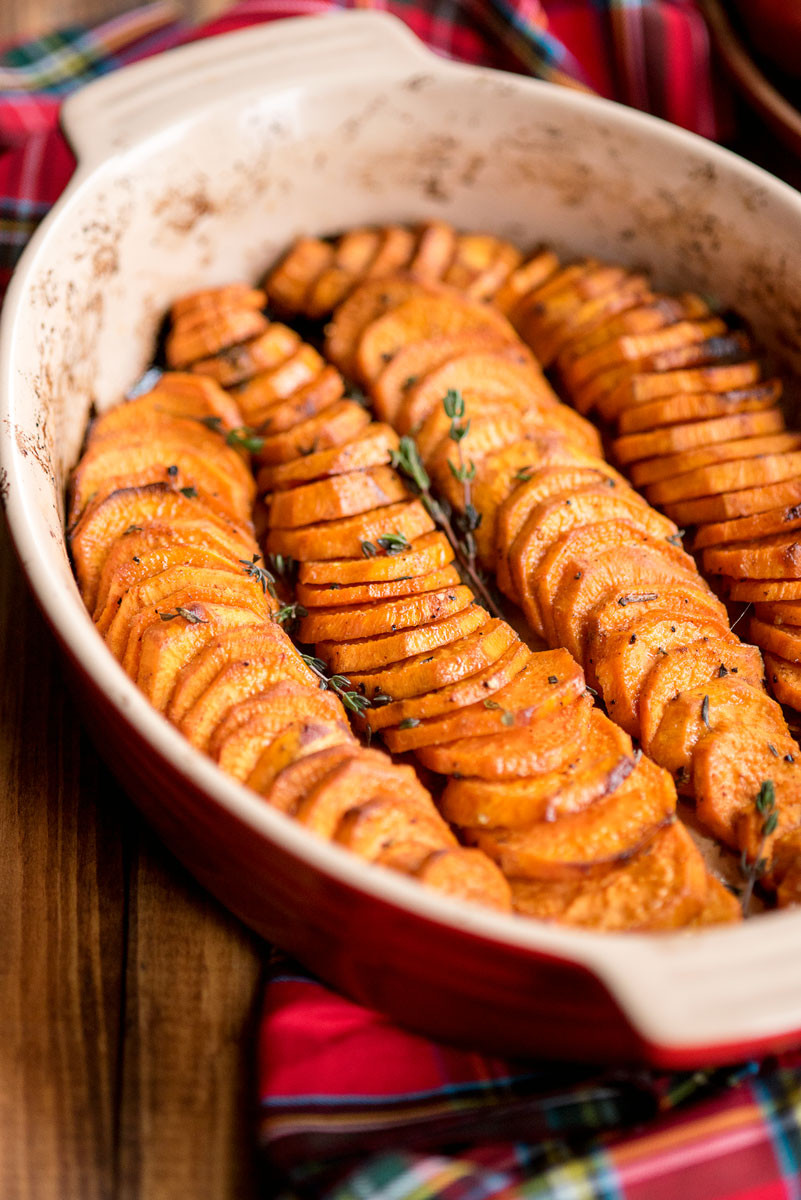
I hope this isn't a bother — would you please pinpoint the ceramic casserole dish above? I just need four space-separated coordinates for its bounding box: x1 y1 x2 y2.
5 11 801 1068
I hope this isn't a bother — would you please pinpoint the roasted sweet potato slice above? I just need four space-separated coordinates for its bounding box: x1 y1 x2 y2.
371 332 519 424
166 625 318 725
257 424 398 492
332 795 454 860
509 821 711 929
688 876 742 926
70 484 254 610
648 453 801 508
636 433 801 491
365 225 417 281
317 599 486 673
705 533 801 581
166 307 268 368
171 283 266 323
693 502 801 551
294 751 434 839
440 709 635 828
190 325 305 387
491 249 560 317
254 399 371 465
408 220 457 282
103 568 271 662
538 534 700 651
243 365 344 436
749 617 801 663
409 847 512 910
300 585 473 644
764 652 801 709
134 605 264 711
366 640 530 731
266 466 407 530
444 233 521 299
585 586 729 697
82 404 247 465
754 599 801 626
214 701 350 781
595 614 735 736
518 265 631 359
536 275 652 367
325 276 434 376
245 723 356 797
763 829 801 907
615 380 783 436
382 652 586 752
469 755 675 879
207 682 346 757
414 399 527 471
89 374 244 442
540 404 603 457
415 692 593 779
234 350 333 426
264 237 335 316
356 291 517 384
266 498 434 562
346 617 510 701
590 362 762 424
95 543 244 634
567 317 730 392
730 579 801 602
398 352 555 436
297 530 452 586
649 676 783 784
258 744 360 812
556 293 709 372
297 565 461 610
693 724 801 855
614 408 786 466
304 229 382 319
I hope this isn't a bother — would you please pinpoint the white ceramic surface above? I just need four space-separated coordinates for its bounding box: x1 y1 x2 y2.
4 11 801 1062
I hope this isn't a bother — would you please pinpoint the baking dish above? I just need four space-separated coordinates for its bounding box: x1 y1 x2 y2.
4 11 801 1067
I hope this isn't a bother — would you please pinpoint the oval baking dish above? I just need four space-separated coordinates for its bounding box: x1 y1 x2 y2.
4 11 801 1067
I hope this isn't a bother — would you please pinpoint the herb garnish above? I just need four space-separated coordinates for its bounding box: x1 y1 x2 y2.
240 554 277 599
740 779 778 915
300 654 371 715
159 606 207 624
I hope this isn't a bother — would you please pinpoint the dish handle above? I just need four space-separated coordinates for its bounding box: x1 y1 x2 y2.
61 11 432 166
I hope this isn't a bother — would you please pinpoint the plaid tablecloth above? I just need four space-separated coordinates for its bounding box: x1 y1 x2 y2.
2 3 800 1197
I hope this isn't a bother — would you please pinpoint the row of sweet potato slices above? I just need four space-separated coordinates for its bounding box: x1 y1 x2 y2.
263 222 801 721
162 278 740 927
66 364 512 912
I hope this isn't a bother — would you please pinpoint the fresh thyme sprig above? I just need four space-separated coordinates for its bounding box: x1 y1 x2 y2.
158 605 207 624
740 779 778 915
273 602 308 629
265 553 298 588
300 654 372 715
390 433 502 619
444 388 482 572
240 554 277 599
194 415 265 453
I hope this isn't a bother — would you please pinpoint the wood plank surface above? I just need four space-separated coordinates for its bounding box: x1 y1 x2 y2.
0 0 227 42
0 514 267 1199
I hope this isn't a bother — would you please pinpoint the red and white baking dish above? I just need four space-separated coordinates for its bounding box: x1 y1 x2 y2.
4 12 801 1068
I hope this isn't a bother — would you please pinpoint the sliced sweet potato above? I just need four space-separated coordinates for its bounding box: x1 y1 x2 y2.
633 433 801 491
346 617 510 701
332 795 454 859
171 283 266 323
508 485 680 626
95 543 244 633
615 379 783 436
366 639 530 731
755 600 801 625
408 220 457 282
103 568 271 662
693 724 801 855
232 341 324 412
415 692 593 779
317 599 486 673
469 755 675 878
297 565 461 609
304 229 382 319
365 225 417 280
214 700 349 780
414 399 526 471
538 533 700 651
297 529 452 586
464 241 522 303
257 424 398 492
89 375 244 443
688 876 743 926
440 709 635 828
443 234 517 297
258 744 360 812
613 408 786 465
166 307 267 368
764 652 801 709
536 275 652 367
648 676 783 783
264 237 335 316
730 579 801 603
594 613 735 736
585 586 729 698
245 722 356 796
294 750 434 839
749 617 801 663
764 829 801 907
639 636 768 758
189 324 305 387
300 585 472 643
267 466 408 530
69 484 254 610
207 682 345 758
244 366 344 436
409 847 512 910
705 533 801 580
266 498 434 562
518 265 631 358
134 605 264 710
398 352 555 436
556 294 709 372
254 399 372 466
567 317 732 391
371 332 519 424
589 362 762 423
541 404 603 457
693 502 801 551
166 625 318 725
324 276 434 377
491 249 560 317
382 652 586 752
356 291 517 384
509 821 710 929
647 453 801 508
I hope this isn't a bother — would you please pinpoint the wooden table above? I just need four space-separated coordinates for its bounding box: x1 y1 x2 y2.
0 516 269 1198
